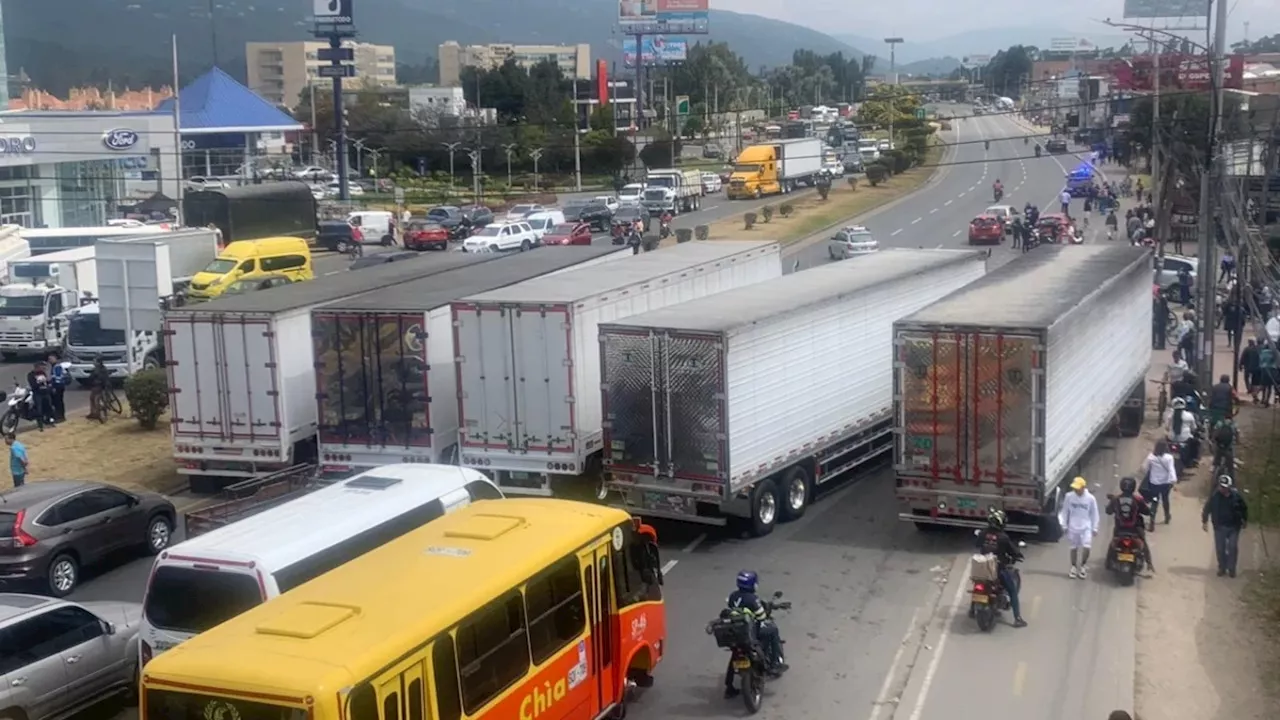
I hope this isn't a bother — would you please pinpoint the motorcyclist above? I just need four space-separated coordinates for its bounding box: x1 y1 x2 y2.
1026 204 1039 226
659 210 673 239
627 222 644 255
975 510 1027 628
1211 414 1238 477
985 140 991 150
1035 144 1042 157
1165 397 1199 467
992 179 1003 201
1105 476 1155 572
723 570 787 698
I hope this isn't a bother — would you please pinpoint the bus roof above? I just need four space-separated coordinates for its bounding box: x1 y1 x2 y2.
163 464 491 570
19 225 170 238
143 498 631 693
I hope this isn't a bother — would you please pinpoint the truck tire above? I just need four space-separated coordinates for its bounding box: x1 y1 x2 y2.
142 354 162 371
779 466 811 521
748 478 780 537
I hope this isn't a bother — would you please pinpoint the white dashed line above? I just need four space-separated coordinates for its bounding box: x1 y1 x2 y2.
662 559 679 575
324 270 342 276
958 193 966 198
929 208 938 214
952 229 962 237
944 200 953 206
891 229 903 236
911 218 922 225
935 244 944 249
682 534 706 553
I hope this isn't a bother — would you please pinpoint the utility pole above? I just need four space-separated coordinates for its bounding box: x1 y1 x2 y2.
884 37 904 149
309 83 319 164
351 138 366 178
468 148 482 205
1196 0 1230 390
501 143 518 188
530 148 544 188
442 142 461 189
573 124 583 192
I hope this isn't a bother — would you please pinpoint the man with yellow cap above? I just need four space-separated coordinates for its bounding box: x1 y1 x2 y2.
1058 476 1101 578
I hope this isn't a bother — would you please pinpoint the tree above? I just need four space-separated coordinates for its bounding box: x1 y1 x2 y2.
583 131 636 176
981 45 1034 98
639 135 680 169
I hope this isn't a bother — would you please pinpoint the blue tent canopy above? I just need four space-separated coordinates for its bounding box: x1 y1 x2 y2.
155 67 302 135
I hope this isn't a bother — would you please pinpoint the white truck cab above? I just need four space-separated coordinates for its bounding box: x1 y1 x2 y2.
64 301 163 384
0 283 77 360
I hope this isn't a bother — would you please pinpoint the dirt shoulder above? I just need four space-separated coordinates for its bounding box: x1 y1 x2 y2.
1133 336 1279 720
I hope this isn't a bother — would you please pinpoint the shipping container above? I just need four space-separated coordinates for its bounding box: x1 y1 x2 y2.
600 249 988 535
311 246 631 475
453 240 782 496
893 245 1151 537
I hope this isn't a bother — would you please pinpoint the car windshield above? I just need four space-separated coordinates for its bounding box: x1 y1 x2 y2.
473 226 502 237
510 205 535 214
68 313 126 346
203 258 238 274
426 208 452 220
845 232 874 243
0 294 44 317
143 565 264 633
551 224 578 234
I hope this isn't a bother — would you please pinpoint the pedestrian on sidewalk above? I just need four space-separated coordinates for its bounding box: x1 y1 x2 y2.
1140 440 1178 528
1219 250 1236 284
1221 298 1244 347
6 434 26 488
1207 374 1236 427
1105 209 1118 240
1059 477 1100 578
1202 475 1248 578
1060 189 1071 216
1240 338 1260 401
1259 342 1277 407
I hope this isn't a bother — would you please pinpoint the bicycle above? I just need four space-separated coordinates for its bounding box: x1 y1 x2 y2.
93 385 123 423
1150 379 1169 421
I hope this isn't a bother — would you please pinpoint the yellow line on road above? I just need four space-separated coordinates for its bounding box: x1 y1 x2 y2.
1012 661 1028 696
1028 594 1042 621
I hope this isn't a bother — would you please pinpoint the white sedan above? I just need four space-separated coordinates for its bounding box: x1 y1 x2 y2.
185 176 228 191
325 181 365 196
700 172 722 194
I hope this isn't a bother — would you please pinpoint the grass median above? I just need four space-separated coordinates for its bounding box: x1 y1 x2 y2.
14 405 177 493
699 141 945 246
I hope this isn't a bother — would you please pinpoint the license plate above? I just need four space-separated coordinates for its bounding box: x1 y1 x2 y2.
732 659 752 669
1116 553 1135 562
957 498 978 510
970 594 989 604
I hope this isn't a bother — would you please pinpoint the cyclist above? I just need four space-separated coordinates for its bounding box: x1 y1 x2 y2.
86 357 111 421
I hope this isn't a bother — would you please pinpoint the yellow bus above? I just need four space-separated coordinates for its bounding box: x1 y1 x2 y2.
140 498 666 720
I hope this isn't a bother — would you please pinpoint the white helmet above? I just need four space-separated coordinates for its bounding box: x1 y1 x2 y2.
1171 397 1187 410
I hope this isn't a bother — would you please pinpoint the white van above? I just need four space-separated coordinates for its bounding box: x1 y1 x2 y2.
347 210 397 246
137 463 501 664
525 210 567 243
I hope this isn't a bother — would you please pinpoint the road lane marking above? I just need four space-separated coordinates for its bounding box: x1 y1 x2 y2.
1012 661 1028 696
952 230 962 237
891 229 903 236
661 559 679 575
935 244 943 249
906 563 970 720
867 608 921 720
944 200 952 206
958 193 966 198
1029 594 1042 620
702 205 720 212
682 534 706 553
325 270 342 276
911 218 922 224
929 208 938 214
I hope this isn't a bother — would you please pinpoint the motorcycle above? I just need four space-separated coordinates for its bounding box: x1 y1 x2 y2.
707 591 791 714
969 533 1026 632
1 386 42 435
1035 145 1042 158
1068 227 1085 245
659 220 672 240
1105 531 1147 586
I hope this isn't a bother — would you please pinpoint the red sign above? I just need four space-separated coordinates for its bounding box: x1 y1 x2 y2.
1109 54 1244 92
597 60 609 106
658 0 708 9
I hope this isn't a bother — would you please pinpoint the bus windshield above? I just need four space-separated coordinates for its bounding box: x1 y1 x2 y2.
68 314 126 347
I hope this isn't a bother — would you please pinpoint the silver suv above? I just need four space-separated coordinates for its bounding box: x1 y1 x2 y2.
828 225 879 260
0 594 141 719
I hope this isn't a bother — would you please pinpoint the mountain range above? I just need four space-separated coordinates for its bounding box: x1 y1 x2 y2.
2 0 871 95
835 27 1134 68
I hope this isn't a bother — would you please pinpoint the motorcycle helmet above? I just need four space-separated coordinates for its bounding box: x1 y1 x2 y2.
1119 476 1137 494
1171 397 1187 410
735 570 759 592
986 508 1006 530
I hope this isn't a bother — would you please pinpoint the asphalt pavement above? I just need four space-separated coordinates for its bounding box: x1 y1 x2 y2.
67 108 1143 720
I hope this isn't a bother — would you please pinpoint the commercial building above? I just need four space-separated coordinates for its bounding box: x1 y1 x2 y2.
0 110 179 228
408 86 467 120
246 40 397 108
438 41 591 86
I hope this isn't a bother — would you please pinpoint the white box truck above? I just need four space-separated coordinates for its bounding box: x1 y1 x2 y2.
165 251 498 491
600 249 988 535
453 240 782 496
894 245 1152 538
311 246 631 476
1 248 98 359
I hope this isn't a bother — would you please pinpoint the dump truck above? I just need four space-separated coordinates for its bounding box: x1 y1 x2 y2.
600 249 988 535
894 245 1152 538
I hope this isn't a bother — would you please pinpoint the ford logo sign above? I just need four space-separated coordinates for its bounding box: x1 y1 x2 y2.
103 129 140 151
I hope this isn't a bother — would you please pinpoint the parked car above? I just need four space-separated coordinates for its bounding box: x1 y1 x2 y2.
1155 254 1198 293
326 181 365 197
462 221 539 253
349 251 419 270
564 201 613 232
293 165 332 181
403 219 451 251
0 480 175 596
827 225 879 259
702 144 723 159
505 203 545 220
541 222 593 246
968 215 1004 245
222 274 295 296
459 204 495 231
700 172 722 194
0 594 142 720
347 210 396 245
184 176 227 192
1035 213 1075 243
316 219 363 253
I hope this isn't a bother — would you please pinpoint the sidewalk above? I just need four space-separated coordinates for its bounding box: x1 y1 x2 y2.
1133 330 1275 720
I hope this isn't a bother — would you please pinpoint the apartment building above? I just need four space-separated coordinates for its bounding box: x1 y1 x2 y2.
246 41 397 108
438 41 591 86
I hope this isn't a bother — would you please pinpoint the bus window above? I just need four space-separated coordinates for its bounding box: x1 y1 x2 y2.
407 678 424 720
349 684 378 720
612 523 663 607
431 635 462 720
524 557 585 664
382 693 400 720
455 593 528 714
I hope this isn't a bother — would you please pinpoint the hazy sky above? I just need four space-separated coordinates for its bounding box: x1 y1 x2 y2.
715 0 1278 43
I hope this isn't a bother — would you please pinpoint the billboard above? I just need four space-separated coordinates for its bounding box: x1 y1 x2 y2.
1109 54 1245 92
1122 0 1210 18
619 0 709 35
311 0 353 26
1049 37 1096 53
962 54 991 68
623 36 689 67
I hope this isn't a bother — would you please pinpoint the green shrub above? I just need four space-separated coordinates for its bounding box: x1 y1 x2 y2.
694 224 710 241
675 228 693 243
817 184 831 200
124 368 170 431
866 163 889 186
779 202 795 218
744 212 757 229
847 176 859 191
761 205 775 222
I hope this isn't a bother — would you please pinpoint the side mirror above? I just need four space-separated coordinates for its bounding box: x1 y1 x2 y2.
1017 541 1027 549
101 620 116 635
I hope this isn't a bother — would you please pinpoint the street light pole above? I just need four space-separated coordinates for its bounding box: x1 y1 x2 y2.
468 148 482 205
351 139 366 178
530 148 544 189
501 143 518 188
884 37 904 149
442 142 462 189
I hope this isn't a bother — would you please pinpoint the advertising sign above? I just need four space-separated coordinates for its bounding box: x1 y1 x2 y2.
962 54 991 68
1109 54 1245 92
1057 77 1079 99
1049 37 1096 53
619 0 708 35
1122 0 1210 18
622 36 690 66
311 0 353 24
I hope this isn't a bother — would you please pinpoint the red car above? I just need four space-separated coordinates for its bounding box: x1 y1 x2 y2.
542 222 593 246
968 215 1003 245
1036 213 1075 243
403 220 450 251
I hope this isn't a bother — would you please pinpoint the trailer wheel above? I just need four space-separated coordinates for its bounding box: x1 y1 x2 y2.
748 478 780 537
779 467 811 521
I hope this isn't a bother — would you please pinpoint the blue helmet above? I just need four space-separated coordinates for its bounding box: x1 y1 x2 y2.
736 570 758 592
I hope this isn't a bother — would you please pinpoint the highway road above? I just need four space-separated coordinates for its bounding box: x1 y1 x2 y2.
68 106 1140 720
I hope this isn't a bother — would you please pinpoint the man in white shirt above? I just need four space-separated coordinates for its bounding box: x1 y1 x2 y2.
1059 476 1100 578
1060 189 1072 216
1266 313 1280 345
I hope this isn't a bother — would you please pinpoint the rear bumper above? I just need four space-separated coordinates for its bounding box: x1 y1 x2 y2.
897 511 1038 534
0 558 45 581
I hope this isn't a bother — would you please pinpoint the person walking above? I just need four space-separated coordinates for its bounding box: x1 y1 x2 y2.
47 353 67 423
6 433 27 488
1202 475 1249 577
1240 338 1260 402
1059 476 1100 578
1104 209 1118 240
1139 439 1178 528
1259 341 1277 408
1059 188 1071 216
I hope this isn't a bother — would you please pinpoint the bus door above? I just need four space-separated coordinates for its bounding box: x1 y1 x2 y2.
374 658 427 720
582 540 619 714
